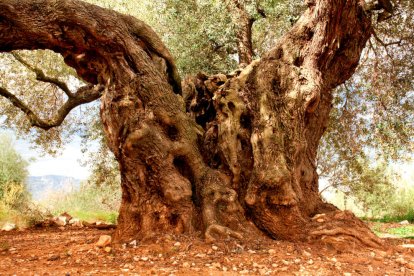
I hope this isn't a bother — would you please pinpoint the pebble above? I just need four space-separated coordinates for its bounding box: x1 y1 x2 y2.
182 262 190 268
104 247 112 253
268 249 276 254
47 254 60 261
212 245 218 251
173 242 181 247
1 223 16 231
95 235 112 248
303 250 312 257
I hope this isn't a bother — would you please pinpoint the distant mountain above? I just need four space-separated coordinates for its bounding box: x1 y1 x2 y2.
27 175 81 201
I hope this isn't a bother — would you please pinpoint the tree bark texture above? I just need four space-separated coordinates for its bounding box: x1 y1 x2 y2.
225 0 255 64
0 0 383 248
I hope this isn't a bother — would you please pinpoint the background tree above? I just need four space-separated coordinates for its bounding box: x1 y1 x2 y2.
0 133 29 209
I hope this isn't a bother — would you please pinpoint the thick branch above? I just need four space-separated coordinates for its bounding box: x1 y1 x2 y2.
225 0 255 64
0 84 103 130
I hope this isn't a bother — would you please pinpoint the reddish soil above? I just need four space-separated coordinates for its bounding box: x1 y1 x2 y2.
0 227 413 275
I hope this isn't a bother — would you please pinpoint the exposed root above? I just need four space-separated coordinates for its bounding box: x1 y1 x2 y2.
205 224 243 243
309 211 384 249
311 228 383 249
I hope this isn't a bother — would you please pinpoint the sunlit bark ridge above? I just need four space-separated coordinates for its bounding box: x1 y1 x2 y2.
0 0 385 247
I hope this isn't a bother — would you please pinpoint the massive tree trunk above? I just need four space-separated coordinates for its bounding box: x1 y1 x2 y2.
0 0 383 248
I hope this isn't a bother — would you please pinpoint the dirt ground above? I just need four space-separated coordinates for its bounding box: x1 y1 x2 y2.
0 226 413 275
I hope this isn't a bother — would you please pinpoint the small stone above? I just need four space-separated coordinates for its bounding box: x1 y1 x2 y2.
104 247 112 253
272 264 278 268
307 259 314 265
174 242 181 247
212 245 218 251
312 213 326 221
69 218 83 227
399 220 410 225
129 240 137 247
303 250 312 257
268 249 276 254
396 257 407 265
401 244 414 249
282 260 290 265
259 269 267 275
212 262 221 268
343 273 351 276
316 218 325 223
47 254 60 261
294 259 301 264
331 257 337 262
141 257 149 261
182 262 190 268
240 269 250 274
54 216 67 227
1 223 16 231
370 252 375 257
248 250 256 254
96 235 112 248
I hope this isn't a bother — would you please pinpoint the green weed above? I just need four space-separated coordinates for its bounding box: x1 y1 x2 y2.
386 225 414 237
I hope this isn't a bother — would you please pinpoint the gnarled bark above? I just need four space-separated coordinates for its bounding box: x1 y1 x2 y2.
0 0 384 248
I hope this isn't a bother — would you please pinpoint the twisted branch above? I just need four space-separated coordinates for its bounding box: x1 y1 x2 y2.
0 84 104 130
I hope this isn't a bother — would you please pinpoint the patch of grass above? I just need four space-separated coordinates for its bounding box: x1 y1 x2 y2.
386 225 414 238
45 182 121 224
370 222 383 236
66 210 118 224
379 209 414 223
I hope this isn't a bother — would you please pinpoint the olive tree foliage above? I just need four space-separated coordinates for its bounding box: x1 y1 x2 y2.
0 0 412 199
318 0 414 199
146 0 304 74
